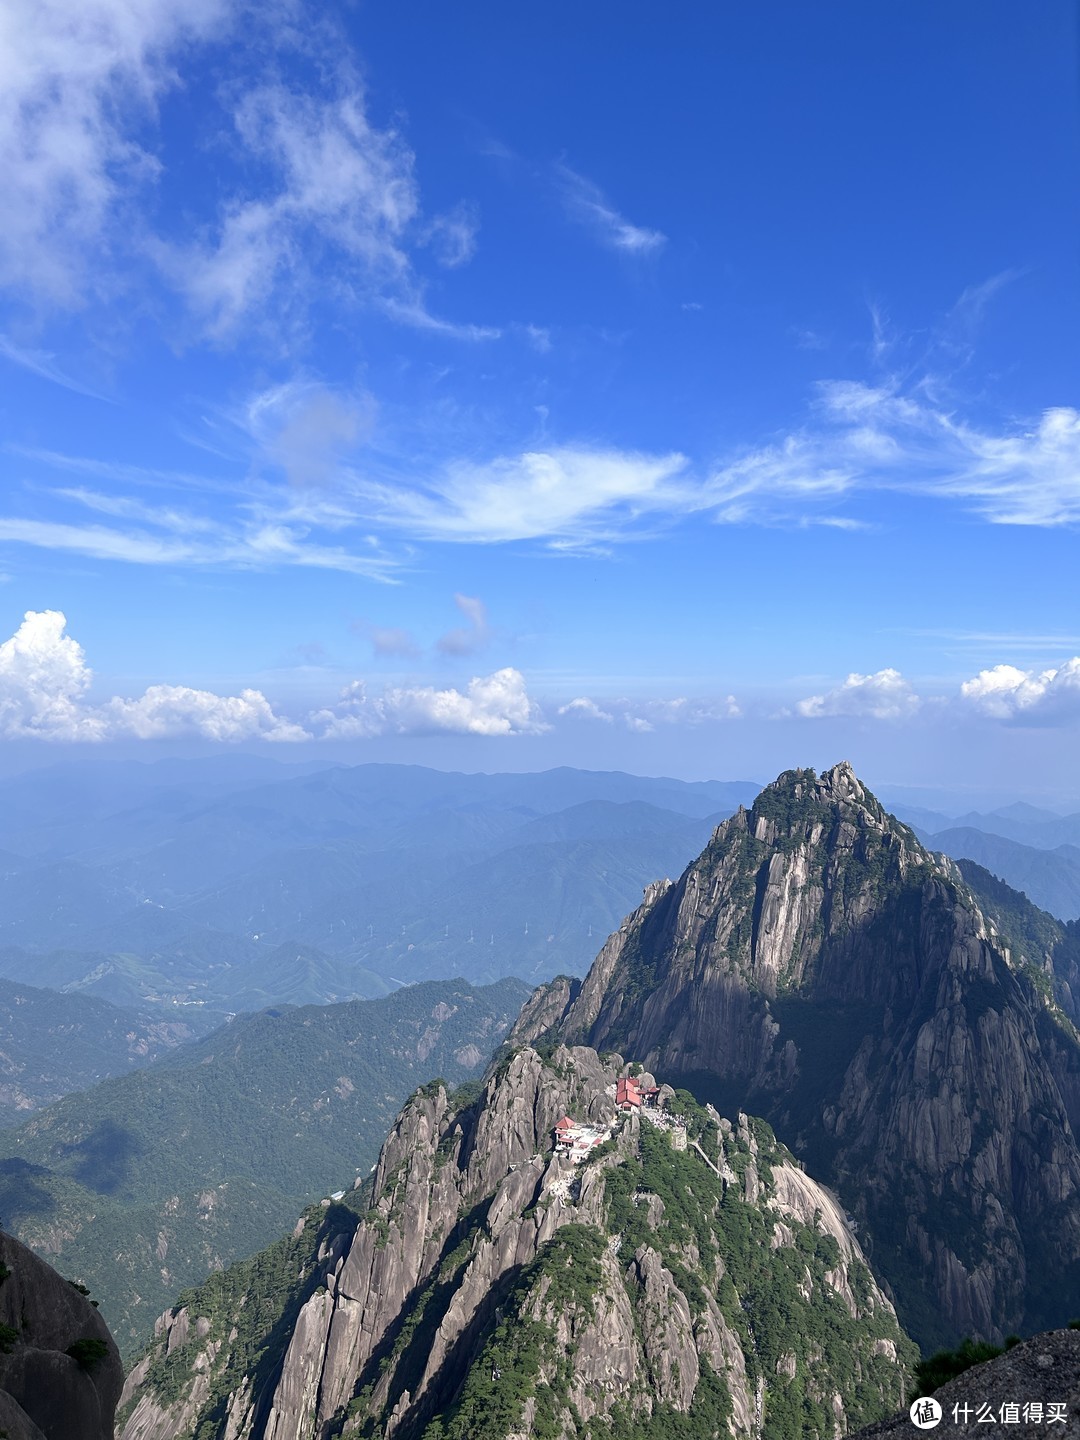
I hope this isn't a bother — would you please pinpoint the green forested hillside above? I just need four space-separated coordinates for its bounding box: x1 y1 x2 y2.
957 859 1080 1025
0 977 528 1358
118 1056 916 1440
0 978 219 1126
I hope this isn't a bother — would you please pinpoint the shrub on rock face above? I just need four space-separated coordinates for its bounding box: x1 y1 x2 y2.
67 1337 110 1370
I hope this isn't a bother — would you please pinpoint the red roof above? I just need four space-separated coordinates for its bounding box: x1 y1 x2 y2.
555 1116 574 1130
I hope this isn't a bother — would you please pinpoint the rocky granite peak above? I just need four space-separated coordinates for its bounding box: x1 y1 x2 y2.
527 764 1080 1351
118 1043 917 1440
0 1229 123 1440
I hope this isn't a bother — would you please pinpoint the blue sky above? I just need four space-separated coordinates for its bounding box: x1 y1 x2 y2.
1 0 1078 798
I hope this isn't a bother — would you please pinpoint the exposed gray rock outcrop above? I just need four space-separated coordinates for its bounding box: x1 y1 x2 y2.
852 1329 1080 1438
0 1230 123 1440
119 1044 915 1440
539 763 1080 1349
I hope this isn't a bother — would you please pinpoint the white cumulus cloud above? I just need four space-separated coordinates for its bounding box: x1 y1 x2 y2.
0 609 106 739
0 609 306 741
796 668 919 721
105 684 309 741
315 666 547 738
557 697 614 723
960 659 1080 722
555 693 740 730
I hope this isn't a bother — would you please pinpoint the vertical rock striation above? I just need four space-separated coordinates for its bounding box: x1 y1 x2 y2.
119 1045 915 1439
535 763 1080 1348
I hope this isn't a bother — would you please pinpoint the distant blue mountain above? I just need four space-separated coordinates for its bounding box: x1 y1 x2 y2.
925 826 1080 920
0 760 759 1006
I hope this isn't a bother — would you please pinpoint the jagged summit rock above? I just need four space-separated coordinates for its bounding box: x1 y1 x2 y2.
118 1042 916 1439
524 763 1080 1351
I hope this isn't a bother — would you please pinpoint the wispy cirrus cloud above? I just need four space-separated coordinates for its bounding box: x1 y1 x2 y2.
0 0 232 306
352 445 690 548
0 0 492 344
377 298 501 341
421 203 480 269
556 164 666 255
0 335 115 400
9 266 1078 573
245 380 377 489
696 382 1080 529
154 78 491 343
0 501 403 579
899 628 1080 655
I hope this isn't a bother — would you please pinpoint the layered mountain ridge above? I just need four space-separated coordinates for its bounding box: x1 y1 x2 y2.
118 1043 916 1440
0 978 528 1359
529 762 1080 1349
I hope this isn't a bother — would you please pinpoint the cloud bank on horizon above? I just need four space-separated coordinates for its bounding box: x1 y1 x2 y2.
3 611 1077 745
0 2 1076 778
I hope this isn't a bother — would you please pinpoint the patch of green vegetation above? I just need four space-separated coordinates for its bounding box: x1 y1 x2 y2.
0 977 524 1361
751 771 836 847
910 1338 1009 1399
447 1079 484 1113
960 860 1080 1034
601 1117 916 1435
0 1323 18 1354
67 1336 109 1369
531 1223 606 1315
586 1357 732 1440
416 1226 606 1440
421 1314 555 1440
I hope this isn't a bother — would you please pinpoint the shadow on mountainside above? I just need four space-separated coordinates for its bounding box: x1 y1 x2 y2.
0 1156 55 1227
64 1120 144 1196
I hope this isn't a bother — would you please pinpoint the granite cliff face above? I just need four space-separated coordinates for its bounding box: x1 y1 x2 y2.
0 1229 123 1440
118 1044 915 1439
533 763 1080 1349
